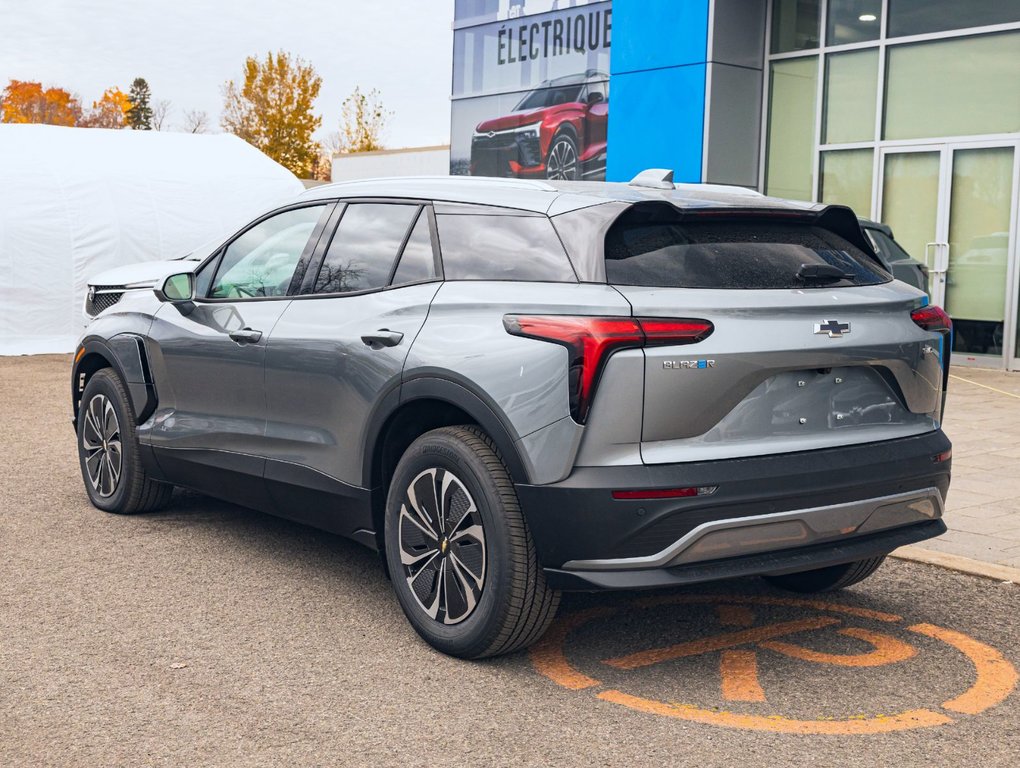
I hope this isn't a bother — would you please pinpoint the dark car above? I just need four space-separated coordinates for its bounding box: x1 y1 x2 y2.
470 70 608 180
859 218 929 294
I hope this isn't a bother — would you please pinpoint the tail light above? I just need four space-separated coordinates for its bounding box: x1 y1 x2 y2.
911 305 952 334
503 315 713 423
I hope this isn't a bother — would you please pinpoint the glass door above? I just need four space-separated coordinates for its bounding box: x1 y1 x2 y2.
880 141 1019 366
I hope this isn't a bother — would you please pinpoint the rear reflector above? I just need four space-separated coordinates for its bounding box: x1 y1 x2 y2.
911 305 952 334
612 486 717 500
504 315 713 423
933 449 952 463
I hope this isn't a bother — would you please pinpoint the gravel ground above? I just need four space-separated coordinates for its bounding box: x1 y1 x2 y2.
2 354 1018 767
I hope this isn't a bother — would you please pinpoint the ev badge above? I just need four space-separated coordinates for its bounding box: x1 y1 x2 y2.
814 319 851 338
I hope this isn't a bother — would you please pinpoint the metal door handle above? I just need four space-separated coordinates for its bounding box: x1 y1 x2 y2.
361 329 404 348
228 327 263 344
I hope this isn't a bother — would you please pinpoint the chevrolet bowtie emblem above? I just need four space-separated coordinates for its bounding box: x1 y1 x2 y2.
814 320 851 338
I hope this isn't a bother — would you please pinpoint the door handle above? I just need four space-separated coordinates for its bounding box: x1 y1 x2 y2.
360 329 404 348
228 327 263 344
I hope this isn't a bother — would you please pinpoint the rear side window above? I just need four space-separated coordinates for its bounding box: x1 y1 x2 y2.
436 213 576 282
605 212 890 289
314 203 419 294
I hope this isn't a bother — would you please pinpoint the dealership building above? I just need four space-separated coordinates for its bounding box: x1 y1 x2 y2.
451 0 1020 367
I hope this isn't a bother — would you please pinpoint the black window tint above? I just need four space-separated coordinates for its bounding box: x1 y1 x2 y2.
437 214 576 282
210 206 324 299
866 228 913 263
315 203 418 294
391 211 436 286
605 211 890 289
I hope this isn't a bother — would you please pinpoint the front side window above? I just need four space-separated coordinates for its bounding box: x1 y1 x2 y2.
436 212 576 282
314 203 420 294
391 210 437 286
209 206 324 299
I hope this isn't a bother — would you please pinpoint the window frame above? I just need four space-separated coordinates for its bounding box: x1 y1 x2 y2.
193 201 336 304
295 197 444 300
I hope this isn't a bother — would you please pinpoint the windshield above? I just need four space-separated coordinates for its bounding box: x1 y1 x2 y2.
514 83 584 110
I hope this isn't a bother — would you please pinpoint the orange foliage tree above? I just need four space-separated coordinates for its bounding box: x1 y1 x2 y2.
80 87 132 129
0 80 81 126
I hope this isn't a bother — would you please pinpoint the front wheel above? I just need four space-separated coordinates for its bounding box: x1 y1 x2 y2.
76 369 173 514
545 132 579 180
762 556 886 593
384 426 559 658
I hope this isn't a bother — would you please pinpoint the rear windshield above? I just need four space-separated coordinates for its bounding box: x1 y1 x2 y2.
605 214 890 289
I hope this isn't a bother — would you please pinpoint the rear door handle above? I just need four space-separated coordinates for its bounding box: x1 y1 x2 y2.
361 329 404 348
228 327 263 344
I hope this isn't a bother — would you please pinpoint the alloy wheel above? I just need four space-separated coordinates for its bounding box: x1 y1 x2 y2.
398 468 487 625
546 137 578 180
81 393 122 498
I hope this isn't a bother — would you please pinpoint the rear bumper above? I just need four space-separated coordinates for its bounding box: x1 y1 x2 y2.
515 430 951 590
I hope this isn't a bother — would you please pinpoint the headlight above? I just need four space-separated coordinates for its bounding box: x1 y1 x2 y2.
514 122 542 140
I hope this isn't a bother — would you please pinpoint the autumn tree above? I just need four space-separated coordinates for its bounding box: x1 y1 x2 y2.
338 87 391 153
80 87 131 129
126 77 153 129
221 51 322 177
0 80 81 126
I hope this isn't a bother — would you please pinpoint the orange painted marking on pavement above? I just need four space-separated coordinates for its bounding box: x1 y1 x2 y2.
603 616 840 671
761 627 917 667
528 607 614 691
720 650 766 702
632 593 901 623
909 623 1019 715
716 604 756 627
595 690 953 735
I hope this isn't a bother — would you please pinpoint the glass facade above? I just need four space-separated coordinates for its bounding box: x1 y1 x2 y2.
884 32 1020 140
823 49 877 144
766 0 1020 365
765 57 817 200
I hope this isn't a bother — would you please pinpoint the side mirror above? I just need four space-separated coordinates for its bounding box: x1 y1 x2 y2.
155 272 196 313
586 91 605 106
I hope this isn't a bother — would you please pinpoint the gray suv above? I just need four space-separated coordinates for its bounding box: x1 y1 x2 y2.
72 173 953 658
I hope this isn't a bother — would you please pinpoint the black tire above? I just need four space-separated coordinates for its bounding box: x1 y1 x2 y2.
763 556 886 593
384 425 560 658
545 131 579 180
76 368 173 514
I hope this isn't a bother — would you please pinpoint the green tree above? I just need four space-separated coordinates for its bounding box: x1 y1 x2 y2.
338 87 391 153
221 51 322 177
126 77 153 130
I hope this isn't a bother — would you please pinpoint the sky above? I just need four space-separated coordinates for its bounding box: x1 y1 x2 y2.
0 0 455 147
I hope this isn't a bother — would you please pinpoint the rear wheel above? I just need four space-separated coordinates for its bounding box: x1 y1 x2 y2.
763 556 886 593
384 426 559 658
76 369 173 514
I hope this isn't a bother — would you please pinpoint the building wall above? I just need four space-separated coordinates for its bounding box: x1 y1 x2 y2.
331 146 451 182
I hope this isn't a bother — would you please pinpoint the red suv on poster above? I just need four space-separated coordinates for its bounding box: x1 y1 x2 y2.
470 70 608 180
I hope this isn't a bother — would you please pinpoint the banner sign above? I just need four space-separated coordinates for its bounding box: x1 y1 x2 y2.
450 0 611 181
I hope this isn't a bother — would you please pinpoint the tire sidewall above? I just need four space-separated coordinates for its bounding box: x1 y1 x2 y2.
77 370 135 513
384 430 516 657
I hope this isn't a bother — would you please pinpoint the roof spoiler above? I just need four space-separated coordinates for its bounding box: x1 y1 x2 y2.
629 168 675 190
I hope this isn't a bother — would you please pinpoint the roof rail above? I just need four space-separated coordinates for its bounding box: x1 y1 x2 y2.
629 168 675 190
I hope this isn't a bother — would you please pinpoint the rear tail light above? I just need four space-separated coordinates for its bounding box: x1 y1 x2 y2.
503 315 713 423
911 305 952 334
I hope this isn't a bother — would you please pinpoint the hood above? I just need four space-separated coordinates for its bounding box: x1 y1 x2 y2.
88 259 198 289
475 108 554 133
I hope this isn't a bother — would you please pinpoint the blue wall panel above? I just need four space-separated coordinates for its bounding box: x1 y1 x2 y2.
611 0 710 74
607 64 706 182
606 0 710 182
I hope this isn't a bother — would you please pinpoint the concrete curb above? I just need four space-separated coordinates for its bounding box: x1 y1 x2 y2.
892 546 1020 584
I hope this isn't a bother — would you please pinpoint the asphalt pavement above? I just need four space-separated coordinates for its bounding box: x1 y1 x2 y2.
2 355 1018 767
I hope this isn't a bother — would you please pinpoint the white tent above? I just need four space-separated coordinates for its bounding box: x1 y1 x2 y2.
0 124 304 355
